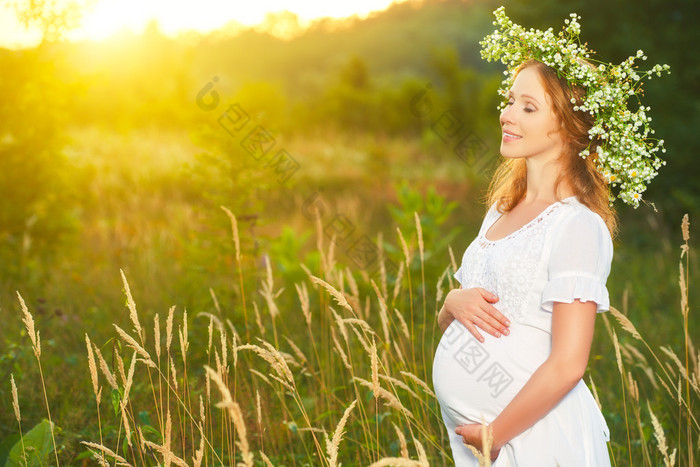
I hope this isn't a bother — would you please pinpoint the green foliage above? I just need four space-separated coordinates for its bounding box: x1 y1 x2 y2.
4 419 57 467
0 434 20 466
5 0 694 215
4 0 694 215
0 0 85 291
0 46 79 286
387 179 460 263
183 115 281 310
266 226 319 284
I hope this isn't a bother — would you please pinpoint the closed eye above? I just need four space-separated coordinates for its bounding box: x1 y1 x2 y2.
505 98 536 113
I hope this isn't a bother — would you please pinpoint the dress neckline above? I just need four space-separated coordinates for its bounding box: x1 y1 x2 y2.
481 196 576 244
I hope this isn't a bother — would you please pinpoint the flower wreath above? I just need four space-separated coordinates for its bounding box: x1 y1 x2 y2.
480 6 670 207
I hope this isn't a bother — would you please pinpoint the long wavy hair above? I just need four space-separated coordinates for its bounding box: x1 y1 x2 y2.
484 59 618 238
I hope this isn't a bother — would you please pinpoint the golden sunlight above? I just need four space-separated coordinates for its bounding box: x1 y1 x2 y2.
1 0 410 47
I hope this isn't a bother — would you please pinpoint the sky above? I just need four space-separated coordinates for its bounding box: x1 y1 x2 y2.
0 0 411 48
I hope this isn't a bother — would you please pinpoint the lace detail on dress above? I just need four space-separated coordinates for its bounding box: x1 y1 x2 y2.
478 201 565 248
457 201 568 322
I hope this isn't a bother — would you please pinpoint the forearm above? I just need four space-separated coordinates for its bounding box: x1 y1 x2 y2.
437 302 454 332
489 359 582 448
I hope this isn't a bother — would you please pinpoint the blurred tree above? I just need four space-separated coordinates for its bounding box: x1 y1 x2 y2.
258 11 303 40
184 95 287 312
12 0 86 43
318 55 377 132
340 55 370 91
0 0 84 284
66 21 195 130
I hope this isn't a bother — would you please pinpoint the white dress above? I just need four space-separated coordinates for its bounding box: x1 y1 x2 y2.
432 196 613 466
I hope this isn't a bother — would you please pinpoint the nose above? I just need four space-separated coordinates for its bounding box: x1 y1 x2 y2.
500 105 515 127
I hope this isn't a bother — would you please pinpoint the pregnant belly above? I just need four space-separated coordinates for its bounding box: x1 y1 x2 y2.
432 319 552 428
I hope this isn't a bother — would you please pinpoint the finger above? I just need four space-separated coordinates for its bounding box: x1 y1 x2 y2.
485 304 511 328
463 321 485 343
477 309 510 336
477 287 499 302
463 313 501 338
471 314 504 338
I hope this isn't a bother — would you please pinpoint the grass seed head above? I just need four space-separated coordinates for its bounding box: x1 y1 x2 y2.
85 334 100 397
396 226 412 269
295 281 312 327
256 390 262 426
220 205 241 263
326 399 357 467
310 275 355 314
371 279 391 343
647 400 672 465
392 423 409 458
166 306 175 353
120 269 143 339
392 262 405 303
17 292 40 358
179 309 189 363
10 374 20 423
609 306 642 340
94 345 118 390
369 459 422 467
414 211 424 263
170 356 178 392
81 441 131 466
154 313 161 360
371 341 380 396
113 324 156 368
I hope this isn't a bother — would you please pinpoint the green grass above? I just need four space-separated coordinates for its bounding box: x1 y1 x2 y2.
0 126 697 466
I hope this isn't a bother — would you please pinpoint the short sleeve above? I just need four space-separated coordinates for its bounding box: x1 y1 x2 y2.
541 208 613 313
453 252 467 288
453 268 464 288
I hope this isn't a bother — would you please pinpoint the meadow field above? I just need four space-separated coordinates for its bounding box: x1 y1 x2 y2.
1 123 697 465
0 0 698 465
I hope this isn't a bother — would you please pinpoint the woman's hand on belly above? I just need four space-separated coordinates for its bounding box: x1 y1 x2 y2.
438 287 511 342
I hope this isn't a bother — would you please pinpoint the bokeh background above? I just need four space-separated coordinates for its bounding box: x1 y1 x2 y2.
0 0 697 465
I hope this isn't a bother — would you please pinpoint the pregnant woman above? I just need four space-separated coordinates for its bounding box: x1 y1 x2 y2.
432 8 669 466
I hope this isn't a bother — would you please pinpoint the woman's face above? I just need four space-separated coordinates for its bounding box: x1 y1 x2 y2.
499 66 565 162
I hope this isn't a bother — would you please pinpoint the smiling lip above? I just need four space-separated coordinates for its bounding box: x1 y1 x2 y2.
502 131 522 142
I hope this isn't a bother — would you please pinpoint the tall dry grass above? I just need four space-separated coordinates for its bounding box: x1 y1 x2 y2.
599 213 697 466
6 209 697 465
